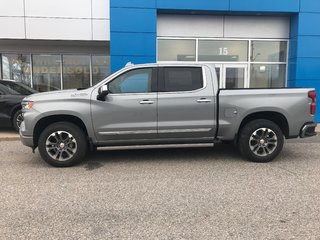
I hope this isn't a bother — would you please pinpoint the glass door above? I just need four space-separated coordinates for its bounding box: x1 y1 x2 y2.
216 64 248 89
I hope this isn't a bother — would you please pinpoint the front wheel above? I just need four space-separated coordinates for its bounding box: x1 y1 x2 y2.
38 122 88 167
238 119 284 163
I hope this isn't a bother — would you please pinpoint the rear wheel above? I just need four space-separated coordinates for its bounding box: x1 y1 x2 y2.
238 119 284 163
38 122 87 167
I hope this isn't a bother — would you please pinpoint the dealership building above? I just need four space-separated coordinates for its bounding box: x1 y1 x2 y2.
0 0 320 121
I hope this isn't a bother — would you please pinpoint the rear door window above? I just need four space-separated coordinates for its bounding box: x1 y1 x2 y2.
162 67 203 92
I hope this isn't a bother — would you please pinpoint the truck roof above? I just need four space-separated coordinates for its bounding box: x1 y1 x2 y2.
123 62 214 69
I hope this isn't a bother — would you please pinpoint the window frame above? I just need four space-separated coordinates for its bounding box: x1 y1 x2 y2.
106 67 158 95
158 66 205 93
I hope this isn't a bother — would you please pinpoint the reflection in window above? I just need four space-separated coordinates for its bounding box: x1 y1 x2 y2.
92 55 110 85
163 67 203 92
158 39 196 61
251 41 287 62
0 81 36 95
250 64 286 88
109 68 152 93
198 40 248 62
32 55 61 92
63 55 90 89
2 54 31 87
225 68 245 89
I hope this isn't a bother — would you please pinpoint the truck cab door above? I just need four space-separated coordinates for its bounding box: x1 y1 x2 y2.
157 66 216 141
91 67 158 143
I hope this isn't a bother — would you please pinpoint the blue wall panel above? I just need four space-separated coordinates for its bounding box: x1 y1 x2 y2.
300 0 320 13
110 0 155 8
298 13 320 36
111 8 156 33
157 0 229 11
230 0 300 12
296 36 320 58
295 58 320 80
111 32 156 56
290 14 299 38
289 37 297 59
287 59 297 84
110 0 157 74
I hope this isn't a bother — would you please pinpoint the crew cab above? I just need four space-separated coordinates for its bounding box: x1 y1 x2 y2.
20 63 317 167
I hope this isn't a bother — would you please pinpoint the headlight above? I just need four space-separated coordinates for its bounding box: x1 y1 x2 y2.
22 101 34 110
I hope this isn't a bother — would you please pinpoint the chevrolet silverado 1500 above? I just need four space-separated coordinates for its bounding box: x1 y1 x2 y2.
20 63 317 167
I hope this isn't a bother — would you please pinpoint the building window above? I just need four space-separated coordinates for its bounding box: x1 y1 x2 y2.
1 53 110 92
92 55 110 85
250 64 286 88
251 41 287 62
62 55 91 89
157 38 288 89
32 55 62 92
158 39 196 61
1 54 31 87
198 40 248 62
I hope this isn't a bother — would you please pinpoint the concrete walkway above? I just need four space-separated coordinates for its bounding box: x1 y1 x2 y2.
1 125 319 141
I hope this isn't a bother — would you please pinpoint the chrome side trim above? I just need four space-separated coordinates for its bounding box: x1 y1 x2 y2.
99 130 157 136
99 128 212 135
158 128 212 133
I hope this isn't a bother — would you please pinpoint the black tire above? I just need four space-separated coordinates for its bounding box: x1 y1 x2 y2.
238 119 284 163
38 122 88 167
12 109 23 132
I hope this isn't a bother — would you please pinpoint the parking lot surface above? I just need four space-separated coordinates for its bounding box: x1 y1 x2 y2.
1 139 320 239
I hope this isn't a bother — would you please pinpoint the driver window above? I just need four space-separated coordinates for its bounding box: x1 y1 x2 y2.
108 68 152 94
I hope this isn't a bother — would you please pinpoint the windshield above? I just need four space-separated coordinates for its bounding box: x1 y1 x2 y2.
0 81 37 95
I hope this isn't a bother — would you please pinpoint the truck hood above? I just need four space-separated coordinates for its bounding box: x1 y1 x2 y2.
23 88 92 102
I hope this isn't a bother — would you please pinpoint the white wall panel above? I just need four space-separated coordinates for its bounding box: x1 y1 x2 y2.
224 16 290 39
25 0 91 18
0 17 25 38
93 19 110 40
26 18 92 40
0 0 24 17
92 0 110 19
157 14 223 38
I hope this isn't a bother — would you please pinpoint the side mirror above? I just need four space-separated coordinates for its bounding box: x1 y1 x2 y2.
98 85 110 95
97 85 110 101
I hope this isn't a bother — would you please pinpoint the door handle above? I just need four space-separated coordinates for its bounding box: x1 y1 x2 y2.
197 98 212 103
140 100 154 104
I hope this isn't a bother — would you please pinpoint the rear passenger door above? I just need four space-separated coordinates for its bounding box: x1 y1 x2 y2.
157 66 216 140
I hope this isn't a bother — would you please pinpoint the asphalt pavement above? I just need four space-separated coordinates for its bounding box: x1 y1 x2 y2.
1 139 320 239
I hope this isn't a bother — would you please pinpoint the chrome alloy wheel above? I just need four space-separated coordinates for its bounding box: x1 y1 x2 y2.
249 128 278 157
16 113 24 129
45 131 78 161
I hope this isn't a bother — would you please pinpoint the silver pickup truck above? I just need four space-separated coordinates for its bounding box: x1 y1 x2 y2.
20 63 317 167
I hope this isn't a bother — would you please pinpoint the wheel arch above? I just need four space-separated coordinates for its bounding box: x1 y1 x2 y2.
33 115 89 148
238 111 289 138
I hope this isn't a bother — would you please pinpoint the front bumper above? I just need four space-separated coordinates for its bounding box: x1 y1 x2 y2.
300 123 317 138
19 121 34 147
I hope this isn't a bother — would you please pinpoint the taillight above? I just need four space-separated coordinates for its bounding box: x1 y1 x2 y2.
308 90 316 115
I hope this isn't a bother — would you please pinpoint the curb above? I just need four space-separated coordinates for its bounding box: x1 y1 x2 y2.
0 135 20 141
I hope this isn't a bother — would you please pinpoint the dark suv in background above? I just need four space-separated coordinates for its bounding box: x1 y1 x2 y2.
0 80 37 131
